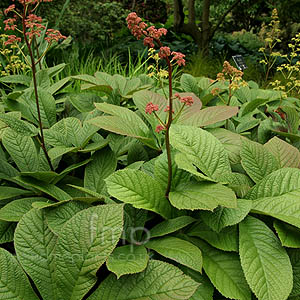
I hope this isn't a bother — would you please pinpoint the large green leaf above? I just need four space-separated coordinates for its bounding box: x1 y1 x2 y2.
177 106 238 127
0 220 16 244
274 220 300 248
0 248 39 300
149 216 196 238
169 181 236 211
106 245 149 278
241 139 279 183
170 125 232 180
191 238 251 300
288 249 300 297
113 74 141 97
239 216 293 300
0 197 49 221
15 209 58 300
146 236 202 272
264 136 300 168
0 186 31 200
200 198 252 232
87 260 199 300
180 73 200 96
84 148 117 194
2 128 39 172
55 204 123 300
106 169 172 219
187 222 238 252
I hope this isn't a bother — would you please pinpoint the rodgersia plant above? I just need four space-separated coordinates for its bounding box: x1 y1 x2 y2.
3 0 66 170
126 12 188 197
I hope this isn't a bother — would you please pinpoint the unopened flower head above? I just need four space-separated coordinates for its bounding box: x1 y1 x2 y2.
171 51 185 66
155 124 165 133
145 102 159 114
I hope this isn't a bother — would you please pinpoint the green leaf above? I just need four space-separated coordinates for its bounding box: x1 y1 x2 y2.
106 169 172 219
226 172 253 198
264 136 300 168
239 216 293 300
191 238 251 300
288 249 300 297
179 266 214 300
0 220 16 244
127 140 148 164
84 148 117 194
68 93 103 112
106 245 149 278
180 73 200 96
274 220 300 248
200 198 252 232
169 181 236 211
149 216 196 238
177 106 238 127
16 175 72 201
0 74 31 85
188 222 238 252
170 125 232 180
0 197 49 221
15 209 58 300
87 260 199 300
241 139 280 183
48 146 78 160
113 74 141 97
45 201 90 235
146 236 202 272
0 248 39 300
47 77 71 95
0 186 31 200
55 204 123 300
2 128 39 172
0 114 38 136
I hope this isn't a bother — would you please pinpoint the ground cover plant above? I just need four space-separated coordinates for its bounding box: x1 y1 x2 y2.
0 1 300 300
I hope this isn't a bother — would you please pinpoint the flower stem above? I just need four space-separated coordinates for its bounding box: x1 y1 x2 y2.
22 5 54 171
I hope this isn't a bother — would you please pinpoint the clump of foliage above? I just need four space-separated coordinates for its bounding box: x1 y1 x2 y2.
0 2 300 300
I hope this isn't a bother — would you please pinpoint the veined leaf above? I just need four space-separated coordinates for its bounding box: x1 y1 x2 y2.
288 249 300 297
169 181 236 211
170 125 232 180
180 73 200 96
106 169 172 219
0 197 49 221
191 238 251 300
0 186 31 200
87 260 199 300
146 236 202 272
0 248 39 300
0 221 16 244
2 128 39 172
106 245 149 278
15 209 58 300
241 139 279 183
55 204 123 300
264 136 300 168
239 216 293 300
149 216 196 238
200 198 252 232
274 220 300 248
84 148 117 194
0 74 31 85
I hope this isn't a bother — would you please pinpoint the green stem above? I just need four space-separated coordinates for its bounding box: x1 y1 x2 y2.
22 5 54 171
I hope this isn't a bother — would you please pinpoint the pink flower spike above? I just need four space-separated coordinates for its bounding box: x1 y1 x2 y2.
181 96 193 106
145 102 159 114
4 4 15 15
171 51 186 66
155 124 165 133
143 37 154 48
158 46 171 59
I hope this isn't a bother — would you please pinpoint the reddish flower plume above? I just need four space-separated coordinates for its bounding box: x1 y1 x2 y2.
145 102 159 114
4 4 15 15
159 46 171 59
45 29 66 43
171 51 185 66
4 34 21 46
155 124 165 133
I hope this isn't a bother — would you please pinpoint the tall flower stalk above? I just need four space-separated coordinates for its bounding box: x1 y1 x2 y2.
126 12 188 198
4 0 66 171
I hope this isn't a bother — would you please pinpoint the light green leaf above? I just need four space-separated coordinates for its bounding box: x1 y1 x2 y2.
288 249 300 297
0 186 31 201
226 172 253 198
45 201 90 235
0 248 39 300
192 238 251 300
15 209 58 300
106 245 149 278
106 169 172 219
239 216 293 300
169 181 236 211
55 204 123 300
188 222 238 252
264 136 300 168
84 148 117 194
146 236 202 272
149 216 196 238
0 220 16 244
47 77 70 95
68 93 102 112
200 198 252 232
113 74 141 97
0 74 31 85
241 139 280 183
48 146 78 160
274 220 300 248
2 128 39 172
180 73 200 96
177 106 238 127
87 260 199 300
0 197 49 221
170 125 232 180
